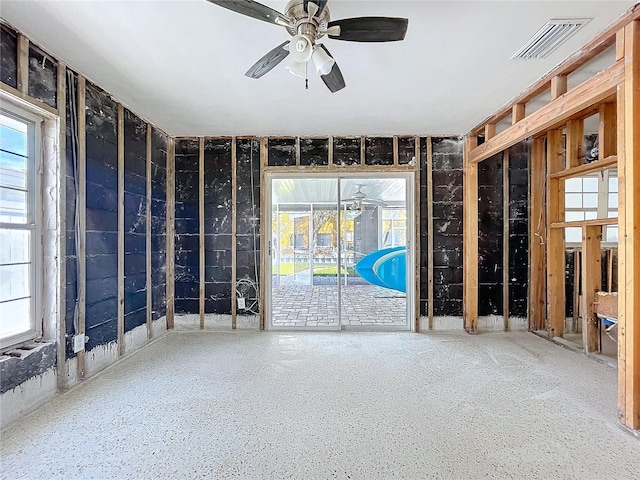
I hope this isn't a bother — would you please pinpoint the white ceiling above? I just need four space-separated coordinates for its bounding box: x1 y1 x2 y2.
1 1 635 137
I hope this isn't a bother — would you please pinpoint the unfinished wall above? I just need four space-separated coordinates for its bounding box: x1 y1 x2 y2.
150 129 168 321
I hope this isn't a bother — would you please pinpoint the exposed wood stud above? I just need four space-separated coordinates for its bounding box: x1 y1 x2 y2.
503 150 510 331
426 137 434 331
463 136 479 333
616 29 626 61
259 137 268 330
117 103 125 358
295 136 301 166
548 155 617 179
393 136 399 166
546 129 565 338
17 34 29 94
512 103 526 124
549 217 617 229
618 18 640 430
328 136 334 167
199 137 205 329
599 102 617 160
581 225 602 353
551 75 568 99
166 139 175 329
146 124 152 339
414 136 421 332
529 137 547 331
572 250 580 333
484 124 496 140
360 135 366 166
566 119 585 169
231 137 237 330
56 63 67 390
470 61 624 164
77 76 87 377
607 249 613 293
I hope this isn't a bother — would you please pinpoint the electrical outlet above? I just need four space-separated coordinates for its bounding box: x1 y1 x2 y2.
237 297 246 310
73 335 85 353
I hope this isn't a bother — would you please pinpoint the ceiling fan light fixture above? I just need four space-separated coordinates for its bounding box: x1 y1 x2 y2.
285 60 307 79
312 45 335 75
289 33 314 62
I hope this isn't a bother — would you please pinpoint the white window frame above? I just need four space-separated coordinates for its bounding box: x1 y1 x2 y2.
0 103 43 350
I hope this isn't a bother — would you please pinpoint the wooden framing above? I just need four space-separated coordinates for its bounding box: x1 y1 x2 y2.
393 136 399 166
231 137 237 329
56 63 67 389
0 84 58 116
565 119 584 169
548 155 617 179
599 102 617 160
259 137 268 330
581 225 601 353
502 150 510 331
572 250 580 333
117 103 125 357
16 34 28 95
463 136 478 333
618 18 640 430
529 137 546 331
76 76 87 376
166 138 175 329
146 125 153 339
551 75 568 100
512 104 525 124
360 135 366 166
426 137 434 330
199 137 205 329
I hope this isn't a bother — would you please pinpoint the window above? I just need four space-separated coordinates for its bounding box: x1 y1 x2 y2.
317 233 331 247
0 105 41 349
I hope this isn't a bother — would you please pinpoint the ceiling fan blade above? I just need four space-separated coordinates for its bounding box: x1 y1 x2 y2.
206 0 289 26
304 0 328 16
318 45 345 93
327 17 408 42
245 41 290 79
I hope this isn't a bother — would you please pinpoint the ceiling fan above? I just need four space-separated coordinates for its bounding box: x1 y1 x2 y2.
207 0 409 93
342 184 386 211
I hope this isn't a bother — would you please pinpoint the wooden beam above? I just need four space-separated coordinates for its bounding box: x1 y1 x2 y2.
550 217 618 229
551 75 568 99
56 63 67 390
426 137 434 330
470 61 624 164
572 250 580 333
484 124 496 140
166 138 175 329
618 19 640 431
599 102 617 160
529 137 546 331
582 225 602 353
16 34 28 95
546 130 565 338
146 124 152 339
231 137 237 330
295 136 301 167
117 103 125 357
259 137 268 330
617 29 626 61
199 137 205 329
76 76 87 377
463 136 479 333
360 135 366 166
565 119 584 169
469 5 640 137
503 150 510 331
512 104 526 124
328 135 334 167
393 136 399 166
548 155 617 179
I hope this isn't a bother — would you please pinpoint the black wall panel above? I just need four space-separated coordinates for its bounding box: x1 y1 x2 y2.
0 25 18 89
333 137 360 166
123 109 147 331
398 137 415 165
174 139 200 313
300 138 329 166
268 138 296 167
84 84 118 350
204 138 233 313
151 128 167 321
365 137 394 166
28 45 57 109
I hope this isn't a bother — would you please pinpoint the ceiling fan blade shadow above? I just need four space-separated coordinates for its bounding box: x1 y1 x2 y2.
328 17 408 42
206 0 288 26
318 44 345 93
304 0 328 16
245 41 290 79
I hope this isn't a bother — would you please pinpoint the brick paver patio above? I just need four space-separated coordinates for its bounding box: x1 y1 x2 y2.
271 276 407 328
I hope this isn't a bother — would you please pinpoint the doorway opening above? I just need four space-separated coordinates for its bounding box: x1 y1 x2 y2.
266 173 415 330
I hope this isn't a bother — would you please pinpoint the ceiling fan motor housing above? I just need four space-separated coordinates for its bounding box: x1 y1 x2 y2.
285 0 330 39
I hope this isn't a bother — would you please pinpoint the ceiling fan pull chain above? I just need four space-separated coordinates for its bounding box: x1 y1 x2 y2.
305 61 309 90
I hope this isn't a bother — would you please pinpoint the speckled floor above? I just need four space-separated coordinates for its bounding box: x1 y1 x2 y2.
1 331 639 479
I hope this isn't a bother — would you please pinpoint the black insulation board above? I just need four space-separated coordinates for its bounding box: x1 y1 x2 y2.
235 138 261 311
0 344 56 394
365 137 394 166
204 138 233 313
508 141 530 317
174 139 200 313
0 25 18 89
268 138 296 167
431 137 464 316
333 137 360 166
478 153 504 316
151 128 167 321
300 138 329 166
28 44 57 109
84 83 118 349
64 71 78 358
123 109 147 331
398 137 415 165
419 137 428 315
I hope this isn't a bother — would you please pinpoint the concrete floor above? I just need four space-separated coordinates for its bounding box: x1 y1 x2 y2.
1 331 639 479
